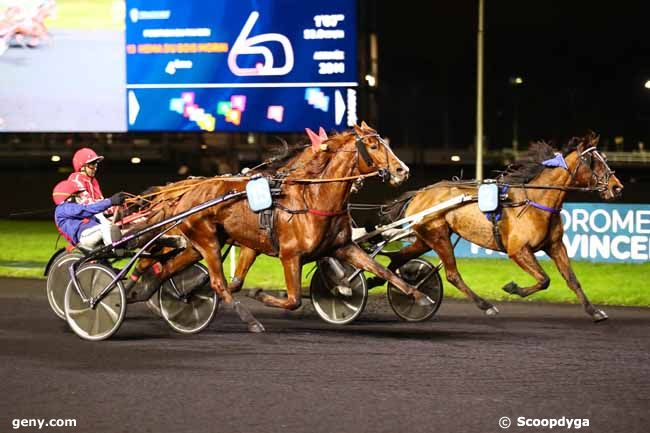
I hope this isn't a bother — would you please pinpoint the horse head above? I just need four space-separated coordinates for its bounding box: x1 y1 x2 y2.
569 132 623 200
351 121 409 186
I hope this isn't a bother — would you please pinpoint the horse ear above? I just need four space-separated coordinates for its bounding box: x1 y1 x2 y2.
306 127 329 151
353 124 363 135
590 133 600 147
361 121 369 129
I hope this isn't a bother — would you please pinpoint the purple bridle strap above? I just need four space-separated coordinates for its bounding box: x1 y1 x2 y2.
528 200 560 214
541 153 568 170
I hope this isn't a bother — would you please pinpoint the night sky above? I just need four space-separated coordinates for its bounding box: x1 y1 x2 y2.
374 1 650 152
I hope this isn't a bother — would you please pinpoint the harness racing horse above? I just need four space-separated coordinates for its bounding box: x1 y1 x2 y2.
374 132 623 322
130 123 431 332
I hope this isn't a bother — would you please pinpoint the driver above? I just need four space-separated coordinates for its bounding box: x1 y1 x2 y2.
52 180 126 248
68 147 105 205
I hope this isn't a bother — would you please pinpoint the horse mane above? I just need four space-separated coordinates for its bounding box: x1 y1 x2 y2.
497 140 558 183
286 129 351 178
258 139 309 173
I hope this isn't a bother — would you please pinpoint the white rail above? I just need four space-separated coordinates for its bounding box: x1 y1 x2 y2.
354 194 476 243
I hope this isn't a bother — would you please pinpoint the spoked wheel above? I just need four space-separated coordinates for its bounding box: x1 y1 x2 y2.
159 263 218 334
387 258 443 322
310 258 368 325
64 263 126 341
46 251 83 320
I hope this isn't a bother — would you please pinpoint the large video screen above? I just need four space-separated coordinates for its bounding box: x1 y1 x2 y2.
125 0 357 132
0 0 358 133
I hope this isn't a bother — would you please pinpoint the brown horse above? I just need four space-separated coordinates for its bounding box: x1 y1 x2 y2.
374 132 623 322
130 123 432 332
123 134 341 295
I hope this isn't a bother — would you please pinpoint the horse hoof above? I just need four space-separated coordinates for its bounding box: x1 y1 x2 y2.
592 310 608 322
485 306 500 317
248 322 266 333
335 285 353 297
502 281 519 295
415 295 435 307
247 288 263 299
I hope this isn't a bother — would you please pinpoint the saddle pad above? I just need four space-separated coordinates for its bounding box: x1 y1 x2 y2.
478 182 499 212
246 177 273 212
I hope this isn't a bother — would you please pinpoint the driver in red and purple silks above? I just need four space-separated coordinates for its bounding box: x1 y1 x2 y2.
68 147 105 205
52 180 126 248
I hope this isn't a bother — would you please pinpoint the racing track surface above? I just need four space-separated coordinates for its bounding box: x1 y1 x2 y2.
1 277 648 433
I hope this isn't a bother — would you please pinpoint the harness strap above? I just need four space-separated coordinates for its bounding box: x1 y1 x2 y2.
527 200 561 214
308 208 348 217
488 213 506 252
355 136 375 168
275 204 347 217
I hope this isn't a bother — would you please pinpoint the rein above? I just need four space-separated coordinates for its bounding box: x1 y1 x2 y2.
279 171 380 184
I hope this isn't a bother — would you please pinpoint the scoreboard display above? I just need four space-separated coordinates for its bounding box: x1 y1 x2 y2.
125 0 358 132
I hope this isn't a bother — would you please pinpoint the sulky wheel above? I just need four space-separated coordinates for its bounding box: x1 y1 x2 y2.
310 258 368 325
64 263 127 341
159 263 218 334
387 258 443 322
46 251 83 320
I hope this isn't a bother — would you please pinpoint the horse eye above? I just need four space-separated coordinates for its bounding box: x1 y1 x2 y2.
370 144 378 150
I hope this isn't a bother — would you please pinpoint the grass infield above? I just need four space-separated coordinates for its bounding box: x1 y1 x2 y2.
0 220 648 307
45 0 125 30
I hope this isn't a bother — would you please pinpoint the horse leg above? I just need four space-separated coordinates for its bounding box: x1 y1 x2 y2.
228 246 258 293
367 237 430 288
254 255 303 310
333 243 433 306
418 228 498 315
545 240 607 322
183 222 265 333
501 246 550 297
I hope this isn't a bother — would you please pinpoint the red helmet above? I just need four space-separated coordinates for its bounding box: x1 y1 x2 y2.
72 148 104 172
52 180 81 205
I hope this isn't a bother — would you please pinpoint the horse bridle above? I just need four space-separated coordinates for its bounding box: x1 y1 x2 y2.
571 146 614 192
353 131 391 182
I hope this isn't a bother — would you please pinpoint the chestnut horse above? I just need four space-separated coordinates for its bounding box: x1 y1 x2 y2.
130 123 431 332
374 133 623 321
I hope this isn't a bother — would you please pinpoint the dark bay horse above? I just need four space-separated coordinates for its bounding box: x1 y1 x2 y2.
375 133 623 321
131 123 431 332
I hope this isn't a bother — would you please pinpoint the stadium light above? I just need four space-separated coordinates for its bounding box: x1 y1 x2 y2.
365 74 376 87
131 157 142 164
51 155 61 162
451 155 461 162
645 80 650 89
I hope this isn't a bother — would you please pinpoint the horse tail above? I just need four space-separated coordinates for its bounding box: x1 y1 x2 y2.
379 190 418 223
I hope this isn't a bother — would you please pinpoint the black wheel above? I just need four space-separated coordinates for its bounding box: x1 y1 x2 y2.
387 258 443 322
310 258 367 325
159 263 219 334
46 251 83 320
64 263 126 341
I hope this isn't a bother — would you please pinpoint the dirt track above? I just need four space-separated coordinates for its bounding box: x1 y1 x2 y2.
0 277 648 433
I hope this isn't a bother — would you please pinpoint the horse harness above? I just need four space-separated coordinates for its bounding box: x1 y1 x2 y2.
487 146 610 252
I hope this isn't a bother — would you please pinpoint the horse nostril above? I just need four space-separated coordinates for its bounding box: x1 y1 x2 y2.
396 167 404 174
